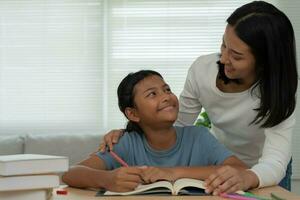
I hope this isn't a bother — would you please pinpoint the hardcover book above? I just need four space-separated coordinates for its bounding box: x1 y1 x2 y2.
0 174 59 192
0 189 52 200
0 154 68 176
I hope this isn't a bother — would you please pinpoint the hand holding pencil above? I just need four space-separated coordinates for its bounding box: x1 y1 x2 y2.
105 166 144 192
106 151 143 192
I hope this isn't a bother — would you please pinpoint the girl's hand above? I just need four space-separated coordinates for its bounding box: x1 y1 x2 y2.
204 166 258 196
104 167 143 192
140 167 175 184
98 129 124 152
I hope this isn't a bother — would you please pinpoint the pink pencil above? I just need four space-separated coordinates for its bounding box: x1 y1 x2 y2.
109 151 129 167
220 193 257 200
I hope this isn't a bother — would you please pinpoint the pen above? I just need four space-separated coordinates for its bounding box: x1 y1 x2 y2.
220 193 257 200
109 150 129 167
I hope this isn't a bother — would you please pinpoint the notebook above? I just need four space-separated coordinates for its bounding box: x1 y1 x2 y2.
0 154 68 176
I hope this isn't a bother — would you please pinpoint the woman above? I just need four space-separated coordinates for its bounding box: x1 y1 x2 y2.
99 1 298 191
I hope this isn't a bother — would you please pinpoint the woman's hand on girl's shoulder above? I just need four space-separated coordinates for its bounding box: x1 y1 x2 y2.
98 129 124 152
204 166 259 196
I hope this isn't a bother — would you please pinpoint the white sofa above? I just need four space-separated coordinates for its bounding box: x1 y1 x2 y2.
2 133 300 195
0 132 103 166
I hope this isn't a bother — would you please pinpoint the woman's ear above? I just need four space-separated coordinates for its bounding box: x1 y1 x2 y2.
125 107 140 123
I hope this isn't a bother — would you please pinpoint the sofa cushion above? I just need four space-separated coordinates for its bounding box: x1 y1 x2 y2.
24 133 103 166
0 135 24 155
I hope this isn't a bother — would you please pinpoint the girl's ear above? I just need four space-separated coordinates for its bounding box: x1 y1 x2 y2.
125 107 140 123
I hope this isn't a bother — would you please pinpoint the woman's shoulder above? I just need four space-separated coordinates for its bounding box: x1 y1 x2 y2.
189 53 220 72
187 53 220 85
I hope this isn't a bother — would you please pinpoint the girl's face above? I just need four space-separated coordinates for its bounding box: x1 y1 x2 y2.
130 75 179 127
220 25 256 86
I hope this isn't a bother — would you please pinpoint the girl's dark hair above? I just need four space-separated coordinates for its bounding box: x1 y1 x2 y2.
218 1 298 127
117 70 163 134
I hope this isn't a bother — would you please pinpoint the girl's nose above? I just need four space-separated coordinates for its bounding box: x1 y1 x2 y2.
161 92 171 102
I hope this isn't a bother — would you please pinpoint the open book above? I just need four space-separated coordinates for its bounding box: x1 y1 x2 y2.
102 178 207 196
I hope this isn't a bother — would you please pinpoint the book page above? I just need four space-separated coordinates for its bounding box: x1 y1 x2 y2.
104 181 173 196
173 178 206 195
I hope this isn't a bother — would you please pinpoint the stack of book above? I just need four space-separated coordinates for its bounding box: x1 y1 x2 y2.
0 154 69 200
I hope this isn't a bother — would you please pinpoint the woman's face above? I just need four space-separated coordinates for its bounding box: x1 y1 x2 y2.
131 75 179 127
220 25 256 86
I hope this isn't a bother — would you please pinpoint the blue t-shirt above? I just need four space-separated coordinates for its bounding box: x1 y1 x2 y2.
97 126 233 169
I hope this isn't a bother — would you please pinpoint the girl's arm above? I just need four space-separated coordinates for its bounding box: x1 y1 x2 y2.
62 154 107 189
62 154 143 192
140 155 245 182
140 155 257 195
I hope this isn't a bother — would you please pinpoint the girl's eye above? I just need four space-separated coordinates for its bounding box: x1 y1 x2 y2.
147 92 156 97
166 88 172 93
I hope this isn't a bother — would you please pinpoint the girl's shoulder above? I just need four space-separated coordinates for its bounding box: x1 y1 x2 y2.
118 131 144 145
175 126 220 148
175 125 212 139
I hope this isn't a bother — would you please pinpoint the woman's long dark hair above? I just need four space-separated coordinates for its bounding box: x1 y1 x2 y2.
117 70 163 134
219 1 298 127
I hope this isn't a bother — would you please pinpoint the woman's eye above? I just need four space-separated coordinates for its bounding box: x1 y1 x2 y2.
232 56 242 61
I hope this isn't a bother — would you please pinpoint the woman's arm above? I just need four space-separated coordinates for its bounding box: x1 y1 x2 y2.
250 113 295 187
205 157 258 195
98 129 124 152
176 59 203 126
62 154 143 192
204 113 295 193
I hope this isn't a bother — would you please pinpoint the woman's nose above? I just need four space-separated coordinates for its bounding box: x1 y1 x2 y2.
220 49 230 64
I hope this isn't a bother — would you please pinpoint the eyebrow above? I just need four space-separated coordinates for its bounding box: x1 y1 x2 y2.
222 37 244 56
231 48 243 56
142 84 169 94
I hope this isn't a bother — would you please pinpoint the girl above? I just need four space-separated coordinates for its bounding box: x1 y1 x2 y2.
62 70 249 194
